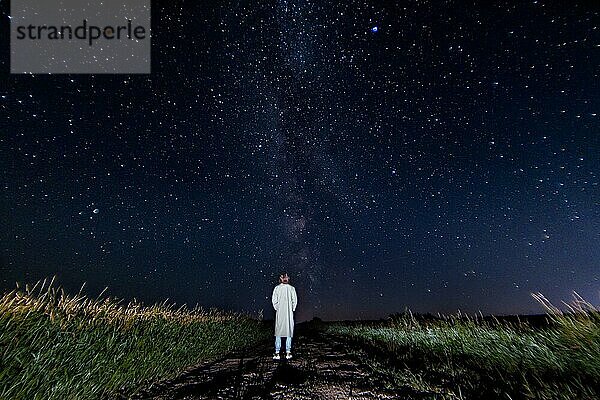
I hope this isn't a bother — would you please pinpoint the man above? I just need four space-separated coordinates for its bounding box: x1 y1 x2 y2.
271 272 297 360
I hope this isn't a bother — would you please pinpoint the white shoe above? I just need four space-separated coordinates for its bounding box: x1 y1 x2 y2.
285 352 292 359
273 353 280 360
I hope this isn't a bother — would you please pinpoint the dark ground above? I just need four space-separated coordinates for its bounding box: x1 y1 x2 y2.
126 324 404 400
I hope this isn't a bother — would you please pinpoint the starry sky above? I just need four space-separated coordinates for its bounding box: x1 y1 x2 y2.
1 0 599 321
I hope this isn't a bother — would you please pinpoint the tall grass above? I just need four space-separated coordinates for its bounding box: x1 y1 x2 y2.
0 276 270 400
326 292 600 399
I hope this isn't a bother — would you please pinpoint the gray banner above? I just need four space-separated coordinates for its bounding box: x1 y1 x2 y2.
11 0 151 74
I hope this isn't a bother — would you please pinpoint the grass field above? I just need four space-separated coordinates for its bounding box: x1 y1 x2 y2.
0 277 270 400
325 293 600 399
2 277 598 400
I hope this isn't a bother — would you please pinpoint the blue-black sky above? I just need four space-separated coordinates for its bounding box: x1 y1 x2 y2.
1 0 599 321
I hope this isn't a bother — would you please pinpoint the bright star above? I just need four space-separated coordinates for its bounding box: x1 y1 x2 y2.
371 26 378 33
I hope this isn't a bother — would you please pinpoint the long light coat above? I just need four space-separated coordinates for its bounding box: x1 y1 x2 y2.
272 283 297 337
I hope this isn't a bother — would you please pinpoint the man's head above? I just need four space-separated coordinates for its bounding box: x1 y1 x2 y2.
279 272 289 284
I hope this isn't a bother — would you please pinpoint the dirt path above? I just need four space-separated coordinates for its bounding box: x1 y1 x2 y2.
130 327 402 399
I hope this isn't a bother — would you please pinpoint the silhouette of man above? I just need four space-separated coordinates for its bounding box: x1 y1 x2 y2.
272 272 297 360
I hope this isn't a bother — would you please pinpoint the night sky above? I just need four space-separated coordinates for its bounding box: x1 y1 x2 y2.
2 1 599 321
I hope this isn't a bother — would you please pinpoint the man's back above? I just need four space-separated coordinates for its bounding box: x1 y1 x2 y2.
272 283 296 309
272 283 297 338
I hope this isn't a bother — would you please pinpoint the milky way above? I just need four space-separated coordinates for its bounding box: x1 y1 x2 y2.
2 0 599 320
